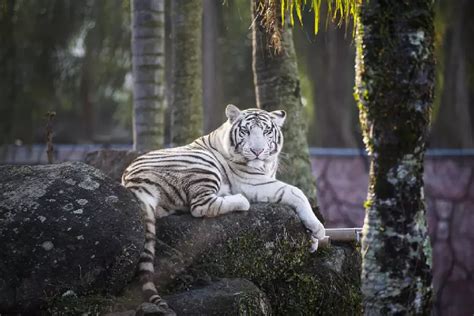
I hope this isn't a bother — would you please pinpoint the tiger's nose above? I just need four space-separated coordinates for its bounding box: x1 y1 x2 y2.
251 148 264 156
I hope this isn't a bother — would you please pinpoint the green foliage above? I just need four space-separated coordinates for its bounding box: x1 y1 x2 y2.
256 0 359 53
0 0 132 144
281 0 360 33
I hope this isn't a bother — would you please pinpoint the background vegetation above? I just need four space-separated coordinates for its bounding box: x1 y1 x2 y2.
1 0 472 148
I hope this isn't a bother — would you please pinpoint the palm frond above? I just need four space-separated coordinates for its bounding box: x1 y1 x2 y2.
256 0 360 53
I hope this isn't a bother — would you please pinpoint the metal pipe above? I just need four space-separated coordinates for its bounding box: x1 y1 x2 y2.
319 228 362 249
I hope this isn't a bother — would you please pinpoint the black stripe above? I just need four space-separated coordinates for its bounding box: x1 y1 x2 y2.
125 167 156 178
164 181 185 204
228 163 264 176
154 183 174 203
128 177 156 185
131 158 216 170
290 189 306 203
191 195 217 209
139 256 154 263
186 167 221 179
137 269 153 277
141 186 154 196
202 136 233 191
252 180 278 186
145 232 156 239
143 289 158 298
236 139 244 148
276 189 285 203
145 237 156 243
140 253 154 260
275 185 286 200
143 248 154 256
145 218 155 225
230 128 236 147
217 199 224 214
188 177 220 190
208 196 219 208
150 296 162 304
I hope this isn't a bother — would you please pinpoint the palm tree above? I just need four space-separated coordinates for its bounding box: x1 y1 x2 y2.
354 0 434 314
252 0 317 202
170 0 203 146
131 0 166 151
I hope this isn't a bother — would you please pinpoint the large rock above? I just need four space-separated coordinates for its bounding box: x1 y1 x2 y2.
0 162 144 313
152 204 361 315
47 203 361 315
164 278 271 316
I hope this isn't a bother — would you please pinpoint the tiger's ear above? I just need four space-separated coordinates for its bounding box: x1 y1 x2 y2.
225 104 242 123
270 110 286 127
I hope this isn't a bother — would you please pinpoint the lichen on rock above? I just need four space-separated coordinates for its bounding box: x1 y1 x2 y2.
0 162 144 314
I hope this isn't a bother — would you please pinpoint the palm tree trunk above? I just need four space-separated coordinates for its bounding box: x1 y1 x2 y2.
203 0 223 133
251 0 317 202
354 1 434 314
131 0 166 151
0 0 16 144
170 0 203 146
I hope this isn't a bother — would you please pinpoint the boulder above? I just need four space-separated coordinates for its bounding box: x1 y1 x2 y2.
0 162 144 313
164 278 271 316
99 278 270 316
85 150 141 183
152 204 361 315
46 203 361 315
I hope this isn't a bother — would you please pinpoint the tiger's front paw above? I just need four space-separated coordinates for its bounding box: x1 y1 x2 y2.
310 236 320 253
228 193 250 211
309 223 325 253
236 193 250 211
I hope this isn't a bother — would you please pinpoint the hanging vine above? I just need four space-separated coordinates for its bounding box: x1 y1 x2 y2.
255 0 360 53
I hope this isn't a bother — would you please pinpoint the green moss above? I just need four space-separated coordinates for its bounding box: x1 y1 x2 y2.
46 295 115 316
45 286 142 315
170 229 361 315
237 291 270 315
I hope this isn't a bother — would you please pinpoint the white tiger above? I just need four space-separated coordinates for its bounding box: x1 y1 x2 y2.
122 104 325 310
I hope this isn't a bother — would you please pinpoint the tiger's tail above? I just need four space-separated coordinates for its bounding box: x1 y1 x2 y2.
128 187 169 308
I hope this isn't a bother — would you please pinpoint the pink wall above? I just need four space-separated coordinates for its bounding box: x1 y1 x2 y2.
312 156 474 316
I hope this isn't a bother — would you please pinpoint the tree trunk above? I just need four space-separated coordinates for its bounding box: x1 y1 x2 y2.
251 0 317 201
202 0 223 133
170 0 203 146
131 0 166 151
297 12 358 148
354 1 434 314
79 65 94 142
0 0 16 144
430 0 473 148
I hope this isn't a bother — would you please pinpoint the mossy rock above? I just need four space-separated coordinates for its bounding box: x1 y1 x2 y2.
153 203 362 315
0 162 143 314
45 203 361 316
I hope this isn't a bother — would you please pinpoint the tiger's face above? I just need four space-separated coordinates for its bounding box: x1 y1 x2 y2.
224 104 286 164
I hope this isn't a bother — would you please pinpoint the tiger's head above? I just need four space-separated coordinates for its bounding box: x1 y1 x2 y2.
223 104 286 165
